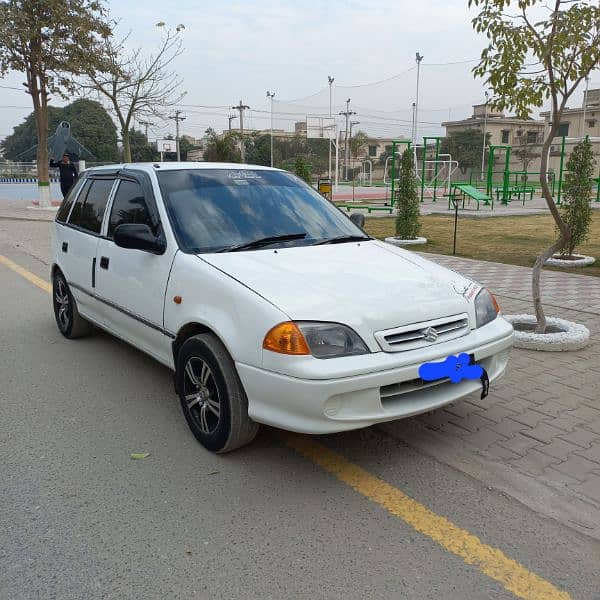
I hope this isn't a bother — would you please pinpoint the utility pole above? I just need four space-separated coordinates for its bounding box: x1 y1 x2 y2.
414 52 424 144
139 120 154 143
168 110 186 161
266 90 275 167
411 102 416 142
228 114 237 132
328 75 334 179
231 100 250 162
339 98 356 180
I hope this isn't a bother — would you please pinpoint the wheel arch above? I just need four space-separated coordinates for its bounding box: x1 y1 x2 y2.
172 322 229 365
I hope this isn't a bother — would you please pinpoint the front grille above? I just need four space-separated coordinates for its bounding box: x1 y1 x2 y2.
374 313 470 352
380 376 451 405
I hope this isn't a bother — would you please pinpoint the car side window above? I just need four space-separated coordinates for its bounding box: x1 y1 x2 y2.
56 177 86 223
67 179 92 226
68 178 114 234
107 179 155 239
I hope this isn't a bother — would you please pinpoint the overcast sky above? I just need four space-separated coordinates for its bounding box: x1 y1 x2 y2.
1 0 599 144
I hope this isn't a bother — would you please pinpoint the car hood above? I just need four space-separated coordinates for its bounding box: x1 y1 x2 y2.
199 240 477 347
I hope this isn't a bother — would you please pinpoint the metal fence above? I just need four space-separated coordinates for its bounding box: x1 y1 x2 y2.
0 161 111 183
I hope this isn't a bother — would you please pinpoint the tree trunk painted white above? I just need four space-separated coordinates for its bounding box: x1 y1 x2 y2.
38 184 52 208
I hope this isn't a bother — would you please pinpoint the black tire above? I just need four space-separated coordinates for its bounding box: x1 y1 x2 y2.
52 271 93 339
176 333 259 453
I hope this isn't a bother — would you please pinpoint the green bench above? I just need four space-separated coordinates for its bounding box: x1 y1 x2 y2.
446 184 491 211
495 186 535 206
336 204 394 214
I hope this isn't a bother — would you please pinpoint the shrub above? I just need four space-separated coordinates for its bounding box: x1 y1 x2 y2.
559 139 595 257
395 149 421 239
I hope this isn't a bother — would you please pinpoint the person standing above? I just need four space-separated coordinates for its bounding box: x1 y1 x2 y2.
50 153 78 199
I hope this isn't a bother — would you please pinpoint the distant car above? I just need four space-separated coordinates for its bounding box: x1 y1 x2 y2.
51 163 513 453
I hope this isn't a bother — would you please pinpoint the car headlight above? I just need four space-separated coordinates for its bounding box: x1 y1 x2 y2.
475 288 500 328
263 321 369 359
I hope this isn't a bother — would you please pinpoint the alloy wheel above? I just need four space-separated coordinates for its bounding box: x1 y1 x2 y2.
183 357 221 434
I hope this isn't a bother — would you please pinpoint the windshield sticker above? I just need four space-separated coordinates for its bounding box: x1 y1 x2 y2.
231 179 250 186
227 171 263 180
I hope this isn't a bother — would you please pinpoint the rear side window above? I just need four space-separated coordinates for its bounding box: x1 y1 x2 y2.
56 177 85 223
107 179 155 239
69 178 114 234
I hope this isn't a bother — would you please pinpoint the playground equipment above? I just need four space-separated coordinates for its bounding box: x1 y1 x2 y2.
446 184 492 211
388 138 460 206
360 159 373 186
485 136 600 207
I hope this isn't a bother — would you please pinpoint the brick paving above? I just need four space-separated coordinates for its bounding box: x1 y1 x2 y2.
395 253 600 526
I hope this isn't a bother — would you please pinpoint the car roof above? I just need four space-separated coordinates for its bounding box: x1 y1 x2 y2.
84 162 284 175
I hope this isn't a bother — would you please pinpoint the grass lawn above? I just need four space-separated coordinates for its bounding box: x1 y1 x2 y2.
364 212 600 278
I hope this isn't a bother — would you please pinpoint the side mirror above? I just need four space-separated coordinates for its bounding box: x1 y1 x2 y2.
349 213 365 229
113 223 166 255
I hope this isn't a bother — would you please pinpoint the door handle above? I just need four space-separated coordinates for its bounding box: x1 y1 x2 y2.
62 242 68 253
100 256 109 270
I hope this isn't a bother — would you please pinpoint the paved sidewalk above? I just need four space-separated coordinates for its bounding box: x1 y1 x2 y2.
384 253 600 538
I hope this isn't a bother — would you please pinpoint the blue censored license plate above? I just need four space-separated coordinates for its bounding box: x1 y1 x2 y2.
418 352 483 384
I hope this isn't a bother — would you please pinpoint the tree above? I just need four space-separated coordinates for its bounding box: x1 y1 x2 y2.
512 136 541 173
244 133 271 166
395 149 421 240
291 156 312 184
63 99 118 162
470 0 600 333
203 128 241 163
441 129 490 174
0 0 113 206
1 99 118 162
0 105 63 160
128 129 158 162
559 139 595 257
350 130 369 158
82 23 185 163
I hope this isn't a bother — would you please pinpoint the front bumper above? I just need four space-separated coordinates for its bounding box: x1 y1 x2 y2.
237 317 514 434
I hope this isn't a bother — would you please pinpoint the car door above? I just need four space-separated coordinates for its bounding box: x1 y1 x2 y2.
57 175 116 325
94 173 176 366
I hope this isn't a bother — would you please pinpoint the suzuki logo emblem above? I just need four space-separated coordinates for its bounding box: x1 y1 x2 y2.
423 326 439 343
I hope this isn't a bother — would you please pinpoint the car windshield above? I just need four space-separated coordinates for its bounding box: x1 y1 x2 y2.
157 168 368 253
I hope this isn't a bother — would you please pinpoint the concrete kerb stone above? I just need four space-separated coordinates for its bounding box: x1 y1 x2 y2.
504 314 591 351
384 236 428 246
546 255 596 268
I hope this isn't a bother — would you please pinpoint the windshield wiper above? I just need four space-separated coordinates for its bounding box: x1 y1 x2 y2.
313 234 371 246
217 232 307 253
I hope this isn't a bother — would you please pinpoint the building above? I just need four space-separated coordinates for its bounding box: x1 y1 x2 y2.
540 88 600 140
442 104 546 148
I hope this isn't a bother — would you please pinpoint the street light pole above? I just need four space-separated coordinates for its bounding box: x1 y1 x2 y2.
582 75 590 137
328 75 334 179
411 102 416 142
481 90 489 181
414 52 424 144
266 90 275 167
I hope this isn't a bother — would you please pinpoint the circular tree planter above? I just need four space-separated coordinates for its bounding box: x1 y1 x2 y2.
545 254 595 268
504 314 590 351
385 236 428 247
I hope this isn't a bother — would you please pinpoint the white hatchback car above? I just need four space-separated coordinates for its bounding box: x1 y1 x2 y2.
51 163 513 452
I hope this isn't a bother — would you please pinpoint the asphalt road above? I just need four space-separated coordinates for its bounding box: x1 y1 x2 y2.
1 240 600 599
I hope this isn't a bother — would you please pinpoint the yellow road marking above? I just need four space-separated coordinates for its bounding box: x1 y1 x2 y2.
0 255 571 599
282 433 570 600
0 254 52 294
